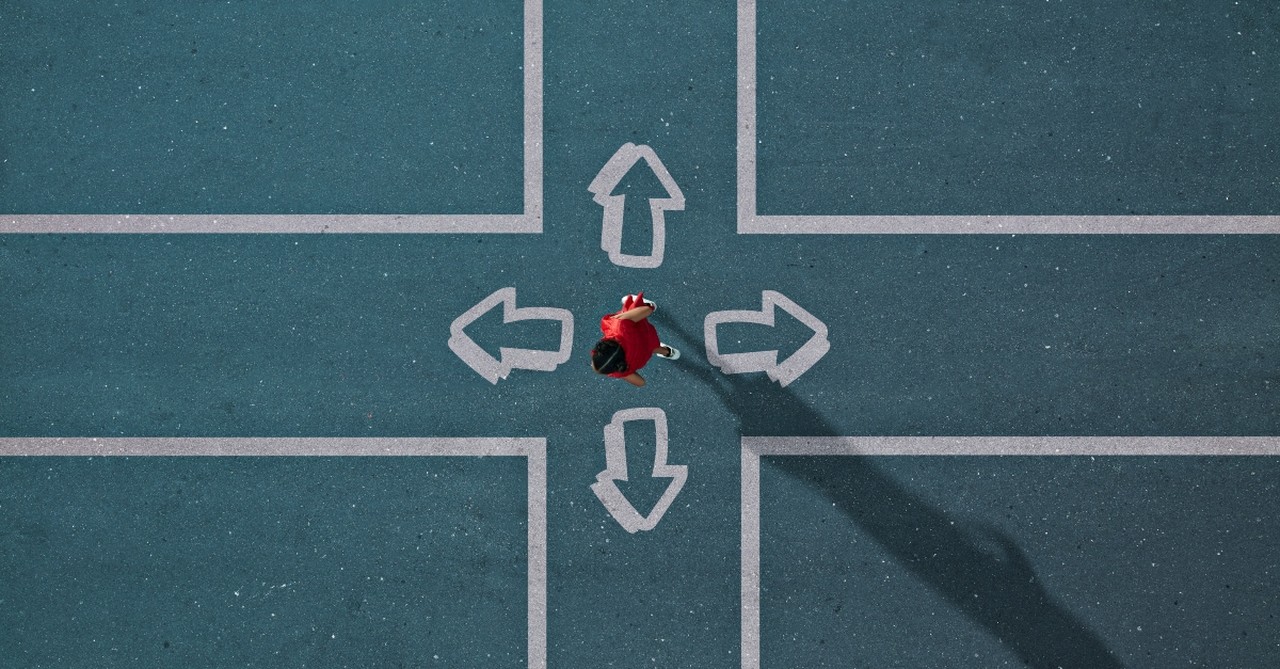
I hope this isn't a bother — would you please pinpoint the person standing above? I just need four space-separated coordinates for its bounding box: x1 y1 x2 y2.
590 292 679 387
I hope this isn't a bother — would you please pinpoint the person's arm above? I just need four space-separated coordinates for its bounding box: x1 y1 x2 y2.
616 306 654 322
621 372 645 387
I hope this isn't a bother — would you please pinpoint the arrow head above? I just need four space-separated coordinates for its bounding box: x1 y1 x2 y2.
591 471 689 534
762 291 831 387
588 143 684 204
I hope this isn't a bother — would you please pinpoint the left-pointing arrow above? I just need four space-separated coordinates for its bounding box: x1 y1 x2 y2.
448 287 574 384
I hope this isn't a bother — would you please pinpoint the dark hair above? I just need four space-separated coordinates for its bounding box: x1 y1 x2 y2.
591 338 627 375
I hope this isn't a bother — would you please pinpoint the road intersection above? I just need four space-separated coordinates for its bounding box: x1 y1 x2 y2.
3 1 1279 667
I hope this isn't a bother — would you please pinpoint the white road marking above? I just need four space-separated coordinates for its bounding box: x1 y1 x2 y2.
742 436 1280 457
589 143 686 268
591 407 688 533
1 0 543 235
736 0 1280 235
739 435 1280 669
0 436 548 669
705 291 830 387
447 287 574 384
739 215 1280 234
1 214 539 234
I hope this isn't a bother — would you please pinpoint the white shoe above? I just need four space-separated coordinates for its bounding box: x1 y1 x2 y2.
656 344 680 360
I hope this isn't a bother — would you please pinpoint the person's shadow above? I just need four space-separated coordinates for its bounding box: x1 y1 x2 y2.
655 314 1123 668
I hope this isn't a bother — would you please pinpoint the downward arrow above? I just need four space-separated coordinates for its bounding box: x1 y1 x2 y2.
704 291 831 387
447 287 574 384
591 408 688 534
588 142 685 269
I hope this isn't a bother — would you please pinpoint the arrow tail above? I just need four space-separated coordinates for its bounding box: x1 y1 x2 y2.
502 303 574 371
710 350 780 376
705 307 777 375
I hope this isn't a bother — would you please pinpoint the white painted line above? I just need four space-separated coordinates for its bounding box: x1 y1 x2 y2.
523 0 545 233
591 408 688 533
705 290 830 388
739 435 1280 669
1 215 539 234
736 0 759 233
447 287 575 384
736 0 1280 235
525 434 549 669
0 436 548 669
742 435 1280 456
1 0 543 235
589 143 686 269
740 215 1280 235
740 440 763 669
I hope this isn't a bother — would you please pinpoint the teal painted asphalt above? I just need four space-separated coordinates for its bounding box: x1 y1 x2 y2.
3 1 1279 667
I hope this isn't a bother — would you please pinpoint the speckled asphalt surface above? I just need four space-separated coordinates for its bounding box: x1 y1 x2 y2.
2 1 1279 667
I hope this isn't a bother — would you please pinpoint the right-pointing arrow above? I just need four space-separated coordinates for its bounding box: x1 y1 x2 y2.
704 291 830 387
447 287 574 384
591 408 687 534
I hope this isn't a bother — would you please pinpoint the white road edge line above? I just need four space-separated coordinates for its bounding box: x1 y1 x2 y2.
736 0 1280 235
739 436 1280 669
1 0 543 235
0 437 548 669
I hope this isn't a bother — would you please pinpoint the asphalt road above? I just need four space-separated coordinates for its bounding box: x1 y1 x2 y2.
2 1 1278 667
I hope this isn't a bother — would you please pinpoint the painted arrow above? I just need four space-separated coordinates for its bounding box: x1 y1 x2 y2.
704 290 831 387
447 287 574 384
588 142 685 269
591 408 688 534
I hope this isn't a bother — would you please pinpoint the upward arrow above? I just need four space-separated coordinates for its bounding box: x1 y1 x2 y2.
588 143 685 269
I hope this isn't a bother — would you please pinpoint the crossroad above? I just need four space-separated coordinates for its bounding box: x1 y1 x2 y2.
3 0 1278 666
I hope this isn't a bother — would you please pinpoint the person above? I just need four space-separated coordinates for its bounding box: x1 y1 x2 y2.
591 292 679 387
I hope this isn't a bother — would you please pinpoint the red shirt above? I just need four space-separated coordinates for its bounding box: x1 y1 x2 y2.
599 314 661 378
